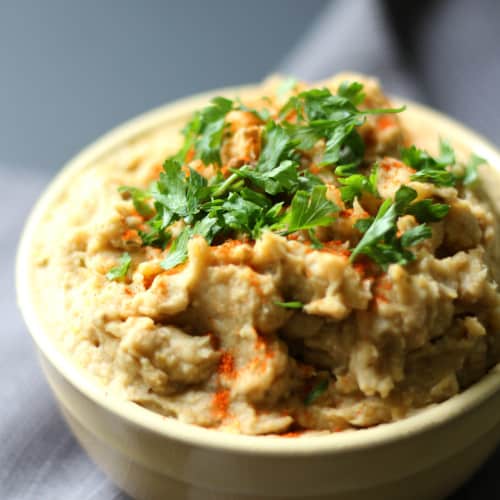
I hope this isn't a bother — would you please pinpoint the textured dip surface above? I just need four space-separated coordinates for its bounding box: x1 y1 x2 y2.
31 74 500 435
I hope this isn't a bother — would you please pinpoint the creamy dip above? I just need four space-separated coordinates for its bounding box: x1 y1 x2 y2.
30 74 500 435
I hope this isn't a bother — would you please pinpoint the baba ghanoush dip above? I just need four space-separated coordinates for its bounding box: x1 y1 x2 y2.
31 74 500 435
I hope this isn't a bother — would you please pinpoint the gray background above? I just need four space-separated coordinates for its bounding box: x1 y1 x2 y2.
2 1 500 499
0 0 326 174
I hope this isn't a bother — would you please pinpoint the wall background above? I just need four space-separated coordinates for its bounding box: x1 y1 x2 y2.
0 0 327 173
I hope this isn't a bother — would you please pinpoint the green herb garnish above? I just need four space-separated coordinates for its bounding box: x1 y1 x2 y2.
401 140 485 189
338 164 379 204
112 78 487 273
106 252 132 281
281 82 404 169
350 185 448 268
277 185 339 235
275 301 304 309
175 96 233 165
305 379 329 405
118 186 154 217
461 154 486 186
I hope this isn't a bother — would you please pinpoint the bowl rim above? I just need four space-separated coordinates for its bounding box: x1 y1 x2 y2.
16 83 500 456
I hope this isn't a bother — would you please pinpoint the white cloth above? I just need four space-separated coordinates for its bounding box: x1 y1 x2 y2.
0 167 128 499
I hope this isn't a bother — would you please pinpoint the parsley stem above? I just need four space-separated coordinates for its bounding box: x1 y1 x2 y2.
361 105 406 115
212 173 238 198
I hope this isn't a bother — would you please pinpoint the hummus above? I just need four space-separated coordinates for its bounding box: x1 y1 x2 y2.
30 74 500 435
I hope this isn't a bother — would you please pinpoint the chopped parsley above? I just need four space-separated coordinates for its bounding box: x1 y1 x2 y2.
401 140 485 188
281 82 404 169
277 186 339 235
106 252 132 281
111 77 486 275
175 96 234 165
275 301 304 309
305 379 329 405
277 77 298 98
118 186 154 217
350 186 448 268
338 164 379 204
461 153 485 186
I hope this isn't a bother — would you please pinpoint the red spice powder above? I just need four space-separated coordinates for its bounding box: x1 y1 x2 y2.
149 163 163 179
280 430 303 438
353 262 367 276
163 262 187 275
380 157 404 171
218 352 236 379
186 147 195 162
320 240 351 258
374 278 392 304
284 109 297 123
243 334 275 374
248 270 264 297
217 239 245 252
375 295 389 305
309 164 321 175
212 389 230 419
143 275 155 290
377 279 393 291
339 208 353 218
377 115 396 131
381 157 416 174
129 209 145 221
122 229 139 241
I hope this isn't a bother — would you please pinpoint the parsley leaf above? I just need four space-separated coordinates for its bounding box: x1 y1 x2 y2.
176 97 233 165
161 229 190 270
350 185 448 268
402 140 456 187
278 185 338 234
153 159 210 219
462 154 485 186
118 186 154 217
106 252 132 281
337 81 366 106
258 122 293 172
280 83 403 169
277 77 298 98
138 214 171 248
400 224 432 247
233 160 299 196
305 379 329 405
350 198 397 262
411 168 455 187
197 97 233 165
338 164 379 204
161 217 219 270
221 192 267 237
275 301 303 309
406 199 450 222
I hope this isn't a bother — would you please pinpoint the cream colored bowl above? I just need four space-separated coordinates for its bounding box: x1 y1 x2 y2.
16 84 500 500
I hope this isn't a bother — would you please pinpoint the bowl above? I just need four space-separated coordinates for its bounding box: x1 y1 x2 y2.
16 84 500 500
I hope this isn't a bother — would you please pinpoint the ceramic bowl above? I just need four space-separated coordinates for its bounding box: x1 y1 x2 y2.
16 84 500 500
